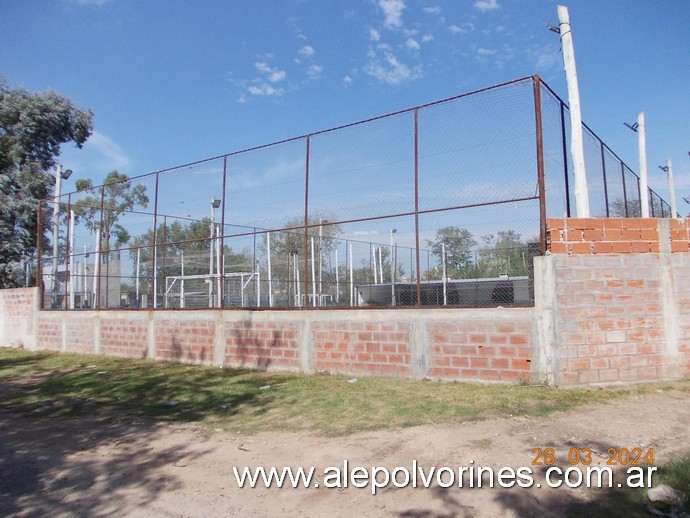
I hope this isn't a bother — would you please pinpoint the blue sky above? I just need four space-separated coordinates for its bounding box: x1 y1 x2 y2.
2 0 689 210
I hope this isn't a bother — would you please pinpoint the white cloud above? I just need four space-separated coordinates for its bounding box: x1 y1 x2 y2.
254 62 287 83
343 75 353 85
449 22 475 35
59 130 130 179
473 0 499 13
477 48 497 56
366 47 421 85
299 45 315 57
377 0 405 29
247 82 284 97
306 64 323 80
422 6 441 15
369 28 381 41
406 38 420 50
421 34 434 43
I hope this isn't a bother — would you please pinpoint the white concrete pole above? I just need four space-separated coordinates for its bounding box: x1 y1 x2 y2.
180 250 185 308
666 159 677 218
442 242 447 306
335 248 339 305
69 211 75 309
209 198 215 307
557 5 589 217
266 232 273 307
215 224 221 308
51 165 63 307
311 236 317 307
349 243 354 307
638 112 650 217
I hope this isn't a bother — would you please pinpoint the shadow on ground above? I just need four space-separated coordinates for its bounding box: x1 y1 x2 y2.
0 407 208 516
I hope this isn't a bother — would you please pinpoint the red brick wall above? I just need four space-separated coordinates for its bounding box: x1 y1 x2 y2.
312 321 411 376
547 217 690 254
36 319 62 351
551 255 668 384
428 321 533 382
546 217 690 384
100 317 149 358
65 317 96 354
225 319 300 370
0 288 37 348
155 317 215 364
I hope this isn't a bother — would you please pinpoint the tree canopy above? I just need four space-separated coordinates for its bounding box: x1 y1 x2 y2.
72 171 149 257
0 79 93 288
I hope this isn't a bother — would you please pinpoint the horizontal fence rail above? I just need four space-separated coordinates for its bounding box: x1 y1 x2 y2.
36 75 672 311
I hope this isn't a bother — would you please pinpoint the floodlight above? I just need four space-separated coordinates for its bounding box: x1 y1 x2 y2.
211 198 221 209
61 168 74 180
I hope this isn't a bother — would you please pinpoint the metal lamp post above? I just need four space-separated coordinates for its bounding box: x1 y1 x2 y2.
51 165 73 308
209 196 221 307
390 228 397 306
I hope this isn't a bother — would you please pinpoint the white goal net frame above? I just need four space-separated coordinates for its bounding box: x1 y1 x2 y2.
164 271 260 308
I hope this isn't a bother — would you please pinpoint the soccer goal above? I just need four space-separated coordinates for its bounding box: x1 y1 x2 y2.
164 272 260 308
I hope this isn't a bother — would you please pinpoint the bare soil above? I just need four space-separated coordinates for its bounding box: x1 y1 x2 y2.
1 390 689 517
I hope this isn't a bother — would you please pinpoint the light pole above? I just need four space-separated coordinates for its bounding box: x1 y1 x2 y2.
624 113 649 217
659 160 677 218
549 5 589 217
209 196 221 307
52 165 73 308
390 228 397 306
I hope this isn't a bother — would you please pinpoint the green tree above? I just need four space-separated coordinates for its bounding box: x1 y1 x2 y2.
130 218 250 294
262 214 342 306
72 171 149 259
0 79 93 287
608 197 666 218
477 230 530 277
425 226 477 279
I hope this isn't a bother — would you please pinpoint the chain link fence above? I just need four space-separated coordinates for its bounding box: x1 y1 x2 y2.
37 76 671 310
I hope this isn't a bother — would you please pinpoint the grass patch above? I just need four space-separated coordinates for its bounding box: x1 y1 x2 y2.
1 347 689 437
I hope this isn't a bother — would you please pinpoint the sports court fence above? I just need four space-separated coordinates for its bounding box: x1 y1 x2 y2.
37 75 672 310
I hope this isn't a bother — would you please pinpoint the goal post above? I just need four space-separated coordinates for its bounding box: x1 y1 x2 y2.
164 272 260 308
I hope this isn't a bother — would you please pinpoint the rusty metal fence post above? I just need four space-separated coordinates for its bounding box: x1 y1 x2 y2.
532 75 547 255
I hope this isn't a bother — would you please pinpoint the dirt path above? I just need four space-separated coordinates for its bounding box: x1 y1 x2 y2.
1 391 689 517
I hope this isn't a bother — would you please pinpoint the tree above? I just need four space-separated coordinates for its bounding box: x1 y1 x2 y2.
608 197 666 218
130 218 250 295
425 226 477 279
72 171 149 258
262 213 342 305
0 79 93 288
477 230 530 277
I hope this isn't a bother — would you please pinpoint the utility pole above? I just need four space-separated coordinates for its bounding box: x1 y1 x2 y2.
624 113 650 217
660 159 677 218
556 5 589 217
637 113 650 217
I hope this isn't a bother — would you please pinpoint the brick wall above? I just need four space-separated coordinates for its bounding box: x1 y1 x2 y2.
547 217 690 255
544 217 690 384
427 321 532 382
312 321 411 377
225 319 300 370
0 288 37 348
2 217 688 387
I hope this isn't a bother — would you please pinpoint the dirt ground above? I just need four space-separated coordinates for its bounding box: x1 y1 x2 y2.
1 390 689 518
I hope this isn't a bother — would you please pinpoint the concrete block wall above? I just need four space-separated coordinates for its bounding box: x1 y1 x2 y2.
544 217 690 384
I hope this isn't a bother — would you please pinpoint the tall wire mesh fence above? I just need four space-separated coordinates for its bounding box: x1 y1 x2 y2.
37 75 672 311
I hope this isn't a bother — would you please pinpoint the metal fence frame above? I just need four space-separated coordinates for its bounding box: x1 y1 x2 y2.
36 75 672 311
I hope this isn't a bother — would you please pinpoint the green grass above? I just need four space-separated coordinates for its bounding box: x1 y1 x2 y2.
1 347 689 437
